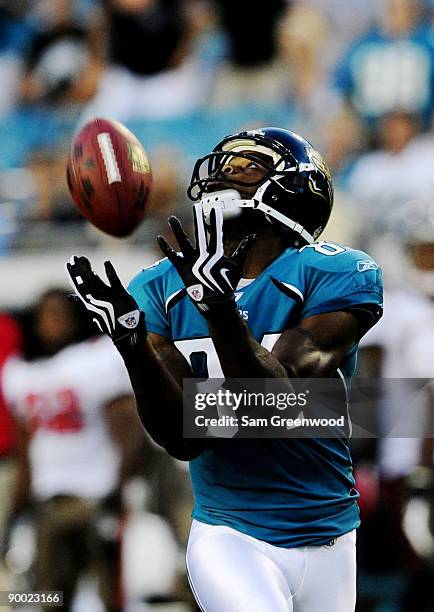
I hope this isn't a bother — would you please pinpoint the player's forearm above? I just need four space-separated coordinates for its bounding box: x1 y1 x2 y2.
126 339 184 433
106 396 145 484
207 308 288 379
120 339 205 460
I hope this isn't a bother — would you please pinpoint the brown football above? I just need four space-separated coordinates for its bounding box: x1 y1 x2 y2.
66 117 152 237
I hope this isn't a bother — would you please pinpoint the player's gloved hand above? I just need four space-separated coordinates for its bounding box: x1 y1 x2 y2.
66 255 145 352
157 203 255 317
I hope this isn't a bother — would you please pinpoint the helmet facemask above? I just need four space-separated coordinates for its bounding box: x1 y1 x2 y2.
187 149 284 202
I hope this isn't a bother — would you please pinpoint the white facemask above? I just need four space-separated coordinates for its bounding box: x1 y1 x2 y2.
199 188 315 244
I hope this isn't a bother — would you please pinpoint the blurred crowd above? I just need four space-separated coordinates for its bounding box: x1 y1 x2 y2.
0 0 434 610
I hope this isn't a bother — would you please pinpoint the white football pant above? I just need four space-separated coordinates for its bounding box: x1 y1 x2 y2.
186 520 356 612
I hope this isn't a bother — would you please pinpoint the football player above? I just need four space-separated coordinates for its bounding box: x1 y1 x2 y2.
1 289 141 611
67 127 383 611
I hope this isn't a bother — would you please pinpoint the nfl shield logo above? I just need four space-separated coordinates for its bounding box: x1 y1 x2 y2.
187 284 204 302
118 310 140 329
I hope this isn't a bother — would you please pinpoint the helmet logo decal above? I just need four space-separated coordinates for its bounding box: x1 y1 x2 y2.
306 147 333 202
306 147 332 182
308 177 327 201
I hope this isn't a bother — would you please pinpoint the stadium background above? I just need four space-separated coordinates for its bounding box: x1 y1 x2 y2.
0 0 433 610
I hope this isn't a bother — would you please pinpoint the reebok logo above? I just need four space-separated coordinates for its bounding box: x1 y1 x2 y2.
357 261 378 272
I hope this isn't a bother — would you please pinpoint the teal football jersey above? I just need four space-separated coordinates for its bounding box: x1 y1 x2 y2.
128 241 383 547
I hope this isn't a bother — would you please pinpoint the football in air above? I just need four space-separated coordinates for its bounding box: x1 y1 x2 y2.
66 117 152 237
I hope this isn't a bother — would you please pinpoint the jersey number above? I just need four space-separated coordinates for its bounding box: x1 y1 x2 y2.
175 334 280 378
24 389 83 433
299 241 346 256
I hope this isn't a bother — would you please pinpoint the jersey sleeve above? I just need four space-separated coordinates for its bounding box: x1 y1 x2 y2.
90 337 133 405
127 258 175 339
299 243 383 338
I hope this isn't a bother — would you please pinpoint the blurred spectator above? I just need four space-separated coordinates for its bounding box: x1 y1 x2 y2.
209 0 288 108
0 146 86 255
318 106 364 246
303 0 378 65
0 165 37 254
0 3 32 117
19 0 103 108
216 0 286 67
277 4 342 137
346 111 434 274
333 0 434 131
84 0 215 121
319 108 366 187
1 289 144 611
133 145 192 243
26 147 83 223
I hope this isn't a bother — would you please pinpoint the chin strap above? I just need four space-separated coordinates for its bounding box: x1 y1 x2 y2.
200 185 315 245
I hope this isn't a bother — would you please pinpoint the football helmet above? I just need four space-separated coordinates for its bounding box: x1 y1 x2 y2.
188 127 334 244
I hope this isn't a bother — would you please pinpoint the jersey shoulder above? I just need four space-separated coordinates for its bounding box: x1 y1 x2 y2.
272 242 381 282
296 241 380 275
127 257 183 339
128 257 174 292
272 242 383 334
128 256 183 303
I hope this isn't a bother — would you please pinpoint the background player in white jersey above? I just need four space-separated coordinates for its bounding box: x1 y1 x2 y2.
67 127 383 611
361 199 434 478
1 289 143 612
356 200 434 607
